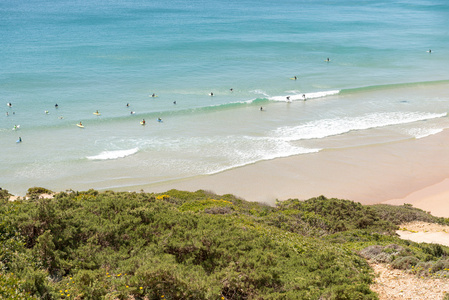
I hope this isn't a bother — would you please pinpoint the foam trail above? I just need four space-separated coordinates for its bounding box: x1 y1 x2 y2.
408 128 444 139
274 112 447 141
270 90 340 102
87 148 139 160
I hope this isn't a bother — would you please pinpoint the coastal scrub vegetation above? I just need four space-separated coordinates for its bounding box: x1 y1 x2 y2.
1 188 448 299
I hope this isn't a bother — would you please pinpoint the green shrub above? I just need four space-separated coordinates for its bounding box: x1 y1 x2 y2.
26 187 53 196
391 256 419 269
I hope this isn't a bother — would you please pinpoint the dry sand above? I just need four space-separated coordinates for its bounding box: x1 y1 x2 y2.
147 129 449 215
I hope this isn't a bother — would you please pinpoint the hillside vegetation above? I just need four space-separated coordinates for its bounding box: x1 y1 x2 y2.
1 188 449 299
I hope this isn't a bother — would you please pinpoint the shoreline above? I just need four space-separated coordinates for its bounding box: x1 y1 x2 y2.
8 129 449 218
144 129 449 216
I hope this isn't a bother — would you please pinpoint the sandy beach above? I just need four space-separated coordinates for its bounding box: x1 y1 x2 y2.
146 129 449 217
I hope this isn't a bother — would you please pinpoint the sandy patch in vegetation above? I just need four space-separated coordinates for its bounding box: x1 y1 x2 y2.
397 222 449 247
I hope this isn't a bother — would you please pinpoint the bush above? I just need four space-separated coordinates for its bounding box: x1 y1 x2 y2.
26 187 53 198
391 256 419 269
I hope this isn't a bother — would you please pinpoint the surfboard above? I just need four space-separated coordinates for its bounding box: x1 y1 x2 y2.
16 139 22 143
12 125 20 130
76 124 84 128
140 121 145 125
150 95 158 98
93 112 101 115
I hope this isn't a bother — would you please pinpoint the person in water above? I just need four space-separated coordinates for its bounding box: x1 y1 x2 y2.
260 106 263 111
302 94 306 101
286 96 290 101
173 101 177 105
55 103 58 108
293 76 297 80
18 137 22 143
230 88 233 92
142 119 146 125
79 121 83 126
152 93 156 97
157 117 162 122
210 92 214 96
126 103 129 107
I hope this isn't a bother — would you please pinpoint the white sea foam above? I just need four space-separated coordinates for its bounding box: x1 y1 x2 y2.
270 90 340 102
273 112 447 141
407 128 444 139
87 148 139 160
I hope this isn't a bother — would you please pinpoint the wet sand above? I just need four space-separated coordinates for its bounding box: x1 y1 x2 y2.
146 129 449 216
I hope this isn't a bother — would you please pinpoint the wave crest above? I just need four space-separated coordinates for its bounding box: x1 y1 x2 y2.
87 148 139 160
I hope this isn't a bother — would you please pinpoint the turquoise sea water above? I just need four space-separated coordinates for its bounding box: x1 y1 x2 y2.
1 0 449 195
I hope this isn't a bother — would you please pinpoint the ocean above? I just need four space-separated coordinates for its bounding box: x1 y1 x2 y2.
1 0 449 195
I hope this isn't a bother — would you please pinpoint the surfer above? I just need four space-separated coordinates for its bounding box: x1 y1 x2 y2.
293 76 297 80
7 102 11 107
210 92 214 96
157 117 162 122
126 103 129 107
55 103 58 108
326 58 330 62
260 106 263 111
45 110 49 114
286 96 290 101
429 49 432 53
17 137 22 143
230 88 233 92
302 94 306 101
173 101 177 105
130 111 135 114
79 121 83 126
142 119 146 125
152 93 156 97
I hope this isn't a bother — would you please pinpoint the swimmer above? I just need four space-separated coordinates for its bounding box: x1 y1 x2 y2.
55 103 58 108
230 88 233 92
173 101 177 105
